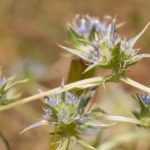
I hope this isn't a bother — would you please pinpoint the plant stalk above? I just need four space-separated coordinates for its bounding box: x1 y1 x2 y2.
98 131 150 150
0 77 103 111
0 76 149 111
121 77 150 93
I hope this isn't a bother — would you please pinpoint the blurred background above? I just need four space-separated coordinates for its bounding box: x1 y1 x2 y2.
0 0 150 149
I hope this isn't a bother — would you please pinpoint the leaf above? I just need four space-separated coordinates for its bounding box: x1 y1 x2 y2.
78 87 96 112
67 27 82 49
132 94 150 119
83 64 97 74
90 107 106 114
129 54 150 65
89 26 97 40
77 139 96 150
5 79 29 92
20 120 49 134
110 43 122 68
129 22 150 47
77 38 93 45
0 81 8 93
4 93 22 104
56 141 63 150
56 138 69 150
59 45 89 61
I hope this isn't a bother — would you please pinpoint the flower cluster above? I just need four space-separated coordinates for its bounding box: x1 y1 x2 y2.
61 15 150 75
22 88 93 131
132 94 150 128
21 87 113 149
43 92 87 126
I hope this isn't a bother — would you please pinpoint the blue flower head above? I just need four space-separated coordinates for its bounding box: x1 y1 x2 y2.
43 92 84 125
21 87 97 134
61 15 150 75
21 87 114 149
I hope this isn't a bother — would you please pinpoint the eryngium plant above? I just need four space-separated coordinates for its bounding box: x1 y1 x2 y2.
60 15 150 76
0 14 149 150
21 87 113 149
132 94 150 128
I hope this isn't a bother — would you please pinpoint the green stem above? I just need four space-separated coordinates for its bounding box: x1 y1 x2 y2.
98 131 150 150
121 77 150 93
0 77 103 111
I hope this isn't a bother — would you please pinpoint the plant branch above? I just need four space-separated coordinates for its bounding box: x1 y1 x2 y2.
0 77 104 111
1 76 149 112
121 77 150 93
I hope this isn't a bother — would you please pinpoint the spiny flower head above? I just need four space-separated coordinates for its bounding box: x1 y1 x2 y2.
61 15 150 75
43 92 87 126
21 87 97 135
21 86 115 149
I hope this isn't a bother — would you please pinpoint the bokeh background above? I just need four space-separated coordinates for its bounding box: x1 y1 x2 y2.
0 0 150 150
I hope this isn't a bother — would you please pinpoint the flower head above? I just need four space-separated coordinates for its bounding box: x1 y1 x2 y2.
61 15 150 75
43 92 85 126
21 85 115 149
21 87 97 133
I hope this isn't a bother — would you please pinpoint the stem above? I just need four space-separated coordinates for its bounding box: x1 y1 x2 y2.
65 138 71 150
103 115 143 125
98 131 150 150
1 76 149 111
0 77 103 111
121 77 150 93
0 131 12 150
